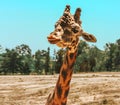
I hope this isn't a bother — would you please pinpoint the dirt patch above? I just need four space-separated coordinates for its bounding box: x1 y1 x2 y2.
0 72 120 105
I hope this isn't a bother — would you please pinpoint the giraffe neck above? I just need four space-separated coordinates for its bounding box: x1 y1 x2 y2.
46 48 78 105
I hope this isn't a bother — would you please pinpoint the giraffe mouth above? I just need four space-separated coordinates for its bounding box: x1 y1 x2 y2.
47 36 60 44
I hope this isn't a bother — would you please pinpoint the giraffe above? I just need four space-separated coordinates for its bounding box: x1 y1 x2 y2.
46 5 97 105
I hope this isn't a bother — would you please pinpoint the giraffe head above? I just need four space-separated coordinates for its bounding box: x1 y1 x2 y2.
47 5 97 49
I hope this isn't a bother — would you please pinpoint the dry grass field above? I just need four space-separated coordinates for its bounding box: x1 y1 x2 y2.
0 72 120 105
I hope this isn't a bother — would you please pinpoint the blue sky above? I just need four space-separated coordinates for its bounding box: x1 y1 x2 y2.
0 0 120 54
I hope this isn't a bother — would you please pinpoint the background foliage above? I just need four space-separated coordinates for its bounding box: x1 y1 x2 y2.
0 39 120 75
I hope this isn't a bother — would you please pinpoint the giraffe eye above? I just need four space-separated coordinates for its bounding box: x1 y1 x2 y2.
72 28 79 33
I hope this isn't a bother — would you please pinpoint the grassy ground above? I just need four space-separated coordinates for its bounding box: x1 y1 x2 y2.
0 72 120 105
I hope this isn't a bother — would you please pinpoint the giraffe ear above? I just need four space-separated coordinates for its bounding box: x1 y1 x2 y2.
82 32 97 42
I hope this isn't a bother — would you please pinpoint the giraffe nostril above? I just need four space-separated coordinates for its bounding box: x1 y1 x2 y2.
58 29 61 32
54 33 57 36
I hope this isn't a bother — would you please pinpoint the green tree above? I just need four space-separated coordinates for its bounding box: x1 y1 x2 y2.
74 41 89 72
77 40 88 56
34 50 45 74
92 47 106 71
15 44 33 74
104 39 120 71
88 46 98 72
1 49 22 74
75 41 103 72
114 39 120 70
111 39 120 71
45 47 50 74
105 43 117 71
0 45 3 73
15 44 31 55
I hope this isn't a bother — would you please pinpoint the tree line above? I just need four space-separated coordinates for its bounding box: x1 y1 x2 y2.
0 38 120 75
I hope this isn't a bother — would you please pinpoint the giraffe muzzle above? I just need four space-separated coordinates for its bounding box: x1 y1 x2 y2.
47 36 60 44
